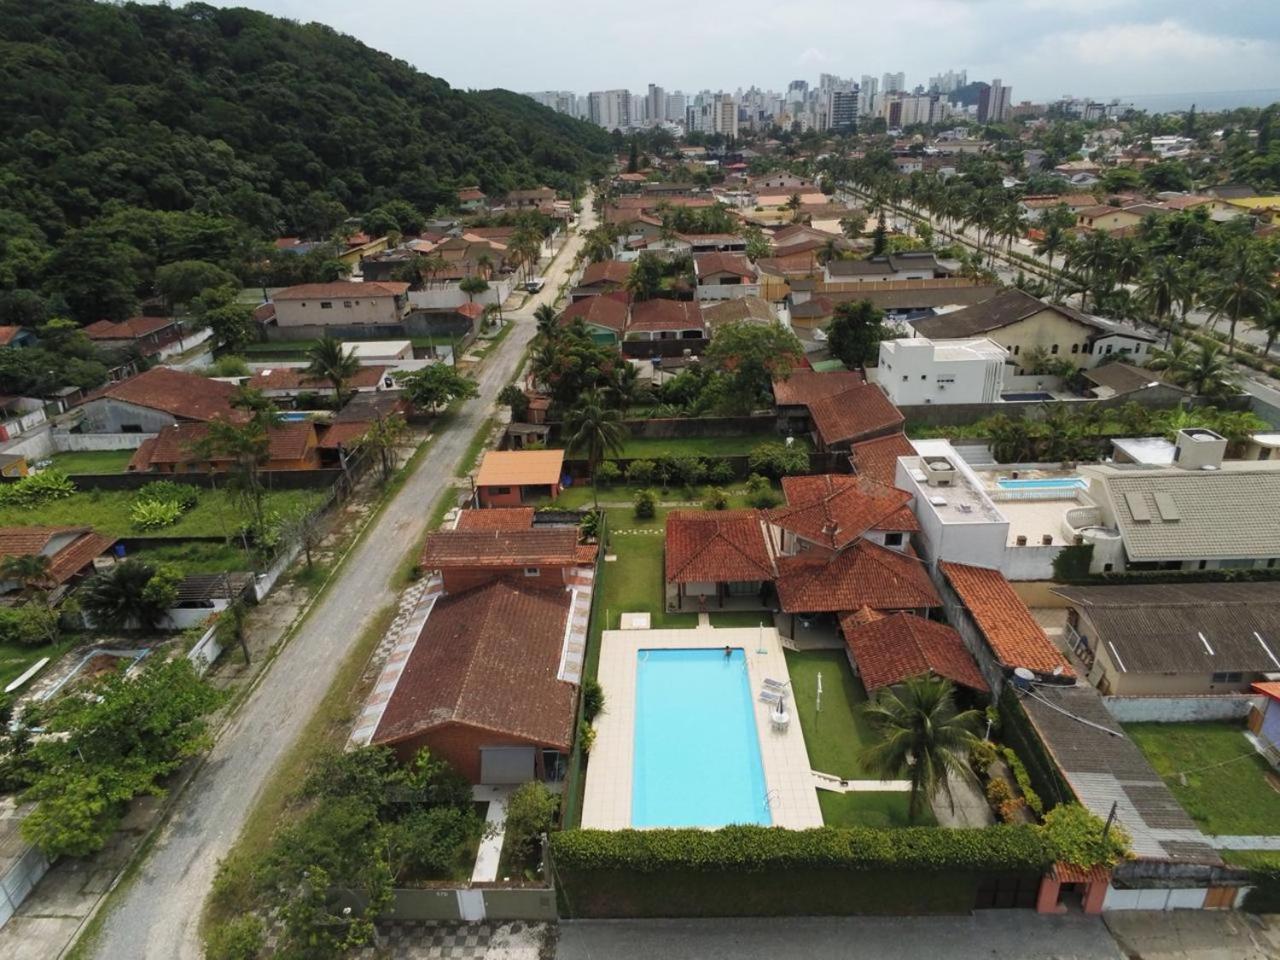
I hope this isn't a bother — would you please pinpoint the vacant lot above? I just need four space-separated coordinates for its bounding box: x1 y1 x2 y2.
46 450 134 474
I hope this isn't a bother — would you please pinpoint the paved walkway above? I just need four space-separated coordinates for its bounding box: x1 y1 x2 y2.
1208 835 1280 850
812 770 911 792
470 785 512 884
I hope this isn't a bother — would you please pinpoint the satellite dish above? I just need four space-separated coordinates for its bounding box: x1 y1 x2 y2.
1051 666 1064 677
1013 667 1036 682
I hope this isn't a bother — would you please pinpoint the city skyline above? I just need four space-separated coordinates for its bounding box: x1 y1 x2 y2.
143 0 1280 105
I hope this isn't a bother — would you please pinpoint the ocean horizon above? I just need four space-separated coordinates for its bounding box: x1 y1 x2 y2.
1104 88 1280 113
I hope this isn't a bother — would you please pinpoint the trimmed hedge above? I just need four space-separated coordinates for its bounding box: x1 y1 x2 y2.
998 686 1075 811
551 824 1051 873
1223 850 1280 913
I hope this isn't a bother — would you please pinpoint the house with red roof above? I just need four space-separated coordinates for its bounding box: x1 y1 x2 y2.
82 316 184 357
693 252 760 302
78 367 242 434
663 510 777 611
573 260 631 299
0 326 37 349
0 526 117 598
127 420 321 474
245 365 392 404
841 608 988 695
771 370 904 452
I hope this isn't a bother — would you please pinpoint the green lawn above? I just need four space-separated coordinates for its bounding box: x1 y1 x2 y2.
709 611 773 628
548 480 779 511
785 649 882 780
818 791 935 828
126 540 253 575
0 488 326 539
613 434 812 460
0 637 78 691
46 450 135 474
595 507 697 637
1125 722 1280 836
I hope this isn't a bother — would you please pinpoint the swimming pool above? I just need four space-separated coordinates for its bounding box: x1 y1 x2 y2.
632 648 770 828
1001 391 1055 402
997 477 1088 490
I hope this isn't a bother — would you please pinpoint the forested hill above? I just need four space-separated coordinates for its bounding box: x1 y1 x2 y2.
0 0 610 323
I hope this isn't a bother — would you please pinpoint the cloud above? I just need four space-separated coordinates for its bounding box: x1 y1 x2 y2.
1053 19 1269 65
797 47 829 65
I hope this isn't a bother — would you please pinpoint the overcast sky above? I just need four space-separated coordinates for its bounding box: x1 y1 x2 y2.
172 0 1280 102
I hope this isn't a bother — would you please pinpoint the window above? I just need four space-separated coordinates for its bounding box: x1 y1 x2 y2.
883 532 904 547
1269 558 1278 568
920 374 927 380
1051 343 1059 354
488 485 511 495
1211 671 1243 684
523 567 540 577
343 301 352 308
1198 560 1208 570
320 301 333 309
902 375 909 382
1070 343 1078 354
121 423 143 433
1013 345 1020 355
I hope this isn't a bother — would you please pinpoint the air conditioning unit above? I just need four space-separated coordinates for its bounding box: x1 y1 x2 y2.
921 456 956 487
1016 535 1028 546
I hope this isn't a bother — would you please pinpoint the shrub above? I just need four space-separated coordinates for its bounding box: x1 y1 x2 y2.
627 459 656 485
0 605 58 646
130 499 184 530
206 915 264 960
985 778 1013 807
0 470 75 508
671 456 707 487
1001 747 1044 818
969 739 998 771
748 440 808 479
633 489 656 520
582 678 605 722
744 473 780 509
998 798 1028 825
702 488 729 511
578 718 597 754
1042 803 1131 868
707 459 736 485
594 460 622 486
504 781 560 869
654 456 677 489
135 480 199 512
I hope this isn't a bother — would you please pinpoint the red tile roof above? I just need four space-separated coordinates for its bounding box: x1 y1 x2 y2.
560 293 630 333
807 383 905 447
771 369 864 407
1253 680 1280 702
580 260 631 287
775 541 939 614
86 367 241 422
316 421 371 449
769 474 916 551
0 526 116 584
372 579 576 751
842 610 988 693
420 527 579 570
850 433 915 486
939 562 1075 677
455 508 535 532
457 188 487 202
456 301 484 320
0 326 22 345
273 281 409 300
82 316 177 340
694 252 755 280
664 510 775 584
129 420 316 469
246 366 388 392
628 299 704 333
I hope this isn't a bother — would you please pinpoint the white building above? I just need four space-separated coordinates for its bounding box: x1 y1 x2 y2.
882 71 906 94
587 90 631 131
877 337 1007 405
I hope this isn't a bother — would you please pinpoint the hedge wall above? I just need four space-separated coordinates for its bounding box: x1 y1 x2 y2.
997 686 1075 811
551 826 1050 918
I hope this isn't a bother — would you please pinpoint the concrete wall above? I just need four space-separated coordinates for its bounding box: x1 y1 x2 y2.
275 295 402 328
408 277 515 310
1000 544 1060 581
366 885 558 922
79 398 178 434
1101 694 1261 724
0 840 50 930
695 281 761 301
54 431 154 451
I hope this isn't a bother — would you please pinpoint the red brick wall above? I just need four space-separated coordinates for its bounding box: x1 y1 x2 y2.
477 486 525 507
387 723 552 783
440 565 569 593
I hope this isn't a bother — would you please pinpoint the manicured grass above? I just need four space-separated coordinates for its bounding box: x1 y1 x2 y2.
818 791 936 828
548 481 779 511
47 450 134 474
709 611 773 628
613 433 812 459
127 541 252 575
596 506 697 636
0 488 326 539
784 649 881 780
1125 722 1280 836
0 637 78 691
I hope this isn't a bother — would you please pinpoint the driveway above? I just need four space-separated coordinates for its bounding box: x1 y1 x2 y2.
69 201 595 960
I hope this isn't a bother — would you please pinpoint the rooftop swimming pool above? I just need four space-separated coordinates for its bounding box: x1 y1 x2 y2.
996 477 1088 491
632 648 770 828
1001 391 1055 402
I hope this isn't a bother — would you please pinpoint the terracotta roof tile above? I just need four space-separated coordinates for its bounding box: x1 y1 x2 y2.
769 474 916 551
0 326 23 345
455 508 534 532
420 528 579 569
627 299 704 333
694 252 756 280
371 579 576 750
316 421 371 449
82 316 177 340
807 383 905 447
771 369 863 407
940 562 1074 677
0 526 115 585
664 510 775 584
775 541 939 613
842 611 988 693
85 367 240 423
560 293 630 333
580 260 630 287
246 366 388 392
850 432 916 486
474 449 564 487
129 420 316 468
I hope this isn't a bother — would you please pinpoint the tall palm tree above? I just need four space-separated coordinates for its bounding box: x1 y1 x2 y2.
998 203 1025 258
1136 257 1184 347
563 389 626 508
1252 295 1280 358
1181 343 1238 400
862 675 980 822
1068 231 1115 312
305 335 361 409
1148 337 1195 379
1034 222 1067 297
1208 242 1270 354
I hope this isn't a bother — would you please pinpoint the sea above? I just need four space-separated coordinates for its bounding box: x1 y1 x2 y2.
1106 88 1280 114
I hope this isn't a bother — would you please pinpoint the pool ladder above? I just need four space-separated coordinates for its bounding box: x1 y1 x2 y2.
763 788 780 812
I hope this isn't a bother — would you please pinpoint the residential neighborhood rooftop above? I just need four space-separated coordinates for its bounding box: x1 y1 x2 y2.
473 449 565 487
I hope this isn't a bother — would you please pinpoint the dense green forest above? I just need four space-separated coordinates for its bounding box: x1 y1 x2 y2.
0 0 611 325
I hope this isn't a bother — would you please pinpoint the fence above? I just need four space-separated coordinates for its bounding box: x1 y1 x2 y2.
560 452 846 483
0 837 50 930
46 467 347 493
346 884 558 923
186 619 222 676
1101 694 1261 724
546 415 777 445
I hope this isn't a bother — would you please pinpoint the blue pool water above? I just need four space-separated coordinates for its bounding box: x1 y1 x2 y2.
1001 391 1055 402
997 477 1088 490
279 412 309 422
632 648 770 828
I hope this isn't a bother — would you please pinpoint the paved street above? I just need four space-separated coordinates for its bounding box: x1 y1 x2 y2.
557 914 1126 960
64 202 595 960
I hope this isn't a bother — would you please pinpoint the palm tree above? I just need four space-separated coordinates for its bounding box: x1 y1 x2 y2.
533 303 559 339
862 675 980 822
1034 222 1067 297
1207 242 1270 354
81 560 174 633
1068 231 1115 312
306 335 361 409
786 192 802 222
1148 337 1196 378
1252 295 1280 358
0 553 54 604
562 389 626 508
1110 237 1144 286
998 203 1025 258
1180 343 1237 399
1136 257 1184 347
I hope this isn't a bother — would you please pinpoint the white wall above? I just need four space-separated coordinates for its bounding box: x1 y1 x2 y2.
695 282 761 302
1000 544 1061 581
53 431 154 451
276 295 402 328
408 277 514 310
1101 694 1260 724
879 339 1004 406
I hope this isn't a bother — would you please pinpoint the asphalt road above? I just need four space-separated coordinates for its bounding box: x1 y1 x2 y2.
87 200 594 959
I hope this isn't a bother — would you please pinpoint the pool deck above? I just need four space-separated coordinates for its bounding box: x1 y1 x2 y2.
582 622 824 831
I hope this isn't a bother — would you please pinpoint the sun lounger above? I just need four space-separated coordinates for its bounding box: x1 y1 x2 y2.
763 678 790 689
758 689 785 705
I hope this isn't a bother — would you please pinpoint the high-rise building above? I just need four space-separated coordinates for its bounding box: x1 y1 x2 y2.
859 75 879 116
523 90 578 117
881 71 906 94
928 69 967 94
989 78 1011 123
587 90 631 131
646 84 665 123
714 94 739 139
786 79 808 105
826 88 859 132
666 91 687 123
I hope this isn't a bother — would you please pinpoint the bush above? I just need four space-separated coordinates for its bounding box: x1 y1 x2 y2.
969 739 998 771
627 459 656 485
130 498 184 530
999 798 1028 824
582 678 605 722
135 480 199 512
1001 747 1044 818
985 778 1012 807
0 605 58 646
1042 803 1131 868
744 473 780 509
633 489 656 520
671 456 707 487
707 459 736 485
594 461 622 486
0 470 75 508
206 915 264 960
748 440 808 479
702 488 729 511
504 781 560 869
